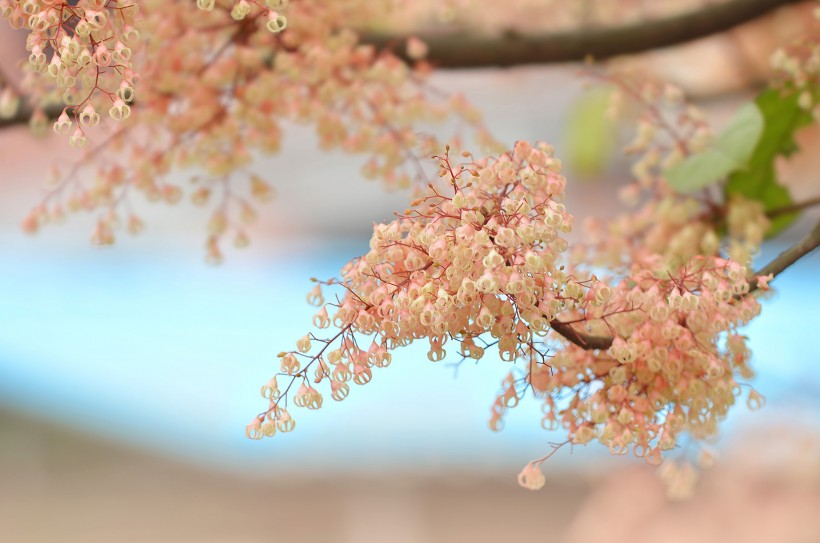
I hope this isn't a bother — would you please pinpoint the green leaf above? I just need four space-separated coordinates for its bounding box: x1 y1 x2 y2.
563 87 616 179
666 102 764 193
714 101 765 164
665 148 738 193
725 88 814 236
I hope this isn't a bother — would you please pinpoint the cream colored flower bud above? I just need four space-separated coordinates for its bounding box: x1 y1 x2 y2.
296 334 311 353
517 462 545 490
69 128 88 148
109 99 131 121
266 12 287 33
245 417 263 440
261 378 279 400
79 105 100 127
280 353 300 375
231 0 252 20
573 425 595 445
331 380 349 401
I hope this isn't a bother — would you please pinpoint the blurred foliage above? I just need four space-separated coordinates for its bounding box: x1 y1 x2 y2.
563 86 616 179
726 88 815 235
667 102 763 193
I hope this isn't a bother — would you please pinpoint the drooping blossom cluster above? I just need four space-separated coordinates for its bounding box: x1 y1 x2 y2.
1 0 139 147
519 71 774 493
249 140 769 494
500 253 763 487
505 80 773 483
6 0 496 260
249 141 591 438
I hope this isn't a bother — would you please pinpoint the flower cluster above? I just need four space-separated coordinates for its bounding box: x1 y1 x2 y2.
252 141 772 493
1 0 139 147
249 141 595 437
520 70 774 490
502 256 762 471
9 0 495 260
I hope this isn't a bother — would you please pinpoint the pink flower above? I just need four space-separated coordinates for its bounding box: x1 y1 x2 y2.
756 273 774 291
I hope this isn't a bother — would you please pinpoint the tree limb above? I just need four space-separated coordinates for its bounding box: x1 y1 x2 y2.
549 319 614 351
766 195 820 219
0 102 61 129
361 0 801 68
550 217 820 350
749 218 820 293
0 0 803 128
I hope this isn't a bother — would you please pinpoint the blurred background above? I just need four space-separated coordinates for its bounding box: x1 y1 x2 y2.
1 1 819 542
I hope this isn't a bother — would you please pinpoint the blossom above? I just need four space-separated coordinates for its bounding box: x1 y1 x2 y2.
756 273 774 291
517 461 546 491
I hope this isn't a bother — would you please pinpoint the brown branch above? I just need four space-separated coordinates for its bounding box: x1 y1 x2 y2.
551 218 820 350
0 61 63 127
765 195 820 219
0 0 802 128
549 318 614 351
361 0 801 68
0 102 62 129
749 218 820 293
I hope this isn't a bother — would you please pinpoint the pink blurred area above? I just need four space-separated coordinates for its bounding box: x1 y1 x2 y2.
2 407 818 542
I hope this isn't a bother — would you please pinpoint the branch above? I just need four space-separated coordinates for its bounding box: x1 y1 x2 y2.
0 0 802 128
0 64 63 128
551 218 820 350
766 195 820 219
0 102 62 129
549 318 614 351
749 218 820 293
361 0 800 68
